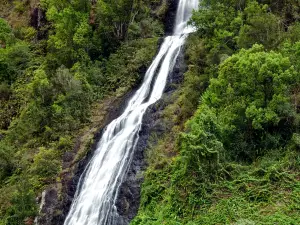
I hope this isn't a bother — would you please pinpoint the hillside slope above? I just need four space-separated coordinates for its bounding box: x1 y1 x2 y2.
132 0 300 224
0 0 171 224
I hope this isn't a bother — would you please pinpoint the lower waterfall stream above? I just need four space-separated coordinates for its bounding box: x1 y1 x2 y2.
64 0 198 224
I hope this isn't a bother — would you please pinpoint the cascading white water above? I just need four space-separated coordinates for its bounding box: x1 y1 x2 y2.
64 0 198 224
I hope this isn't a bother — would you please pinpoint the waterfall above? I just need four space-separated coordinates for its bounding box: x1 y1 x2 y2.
64 0 198 224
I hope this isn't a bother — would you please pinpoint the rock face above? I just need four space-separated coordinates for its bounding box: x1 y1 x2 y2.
34 90 139 225
30 7 48 40
114 44 187 224
35 188 58 225
164 0 180 35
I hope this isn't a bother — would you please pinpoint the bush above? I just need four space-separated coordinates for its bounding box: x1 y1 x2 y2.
0 142 14 182
30 147 61 182
237 2 283 50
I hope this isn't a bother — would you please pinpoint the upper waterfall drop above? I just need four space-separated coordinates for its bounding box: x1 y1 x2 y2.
64 0 199 224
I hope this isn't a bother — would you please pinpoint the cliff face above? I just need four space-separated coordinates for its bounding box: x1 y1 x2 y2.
34 1 181 224
34 93 137 225
30 7 48 40
114 45 187 224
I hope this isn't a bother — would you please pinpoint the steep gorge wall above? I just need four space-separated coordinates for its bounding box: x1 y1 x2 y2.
34 0 181 224
114 46 187 224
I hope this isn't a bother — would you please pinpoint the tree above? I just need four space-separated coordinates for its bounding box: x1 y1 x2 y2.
203 44 297 159
237 2 283 50
0 42 31 84
46 6 92 66
96 0 136 41
191 2 242 64
4 176 37 225
181 44 298 163
0 18 14 47
30 147 61 182
0 141 14 182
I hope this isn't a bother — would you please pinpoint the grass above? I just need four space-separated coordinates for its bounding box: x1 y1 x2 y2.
132 143 300 225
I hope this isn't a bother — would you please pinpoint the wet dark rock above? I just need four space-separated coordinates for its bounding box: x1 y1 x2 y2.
45 48 186 225
114 45 187 224
35 188 58 225
30 7 48 40
62 152 74 163
34 93 136 225
164 0 180 35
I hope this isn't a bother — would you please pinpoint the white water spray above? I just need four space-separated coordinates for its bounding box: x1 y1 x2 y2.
64 0 198 224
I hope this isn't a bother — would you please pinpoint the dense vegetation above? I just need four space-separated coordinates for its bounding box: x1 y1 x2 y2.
1 0 299 224
0 0 166 224
132 0 300 224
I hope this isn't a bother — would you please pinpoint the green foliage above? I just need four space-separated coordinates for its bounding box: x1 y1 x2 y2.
133 142 300 224
94 0 163 54
0 82 14 130
237 2 283 49
133 1 300 224
0 141 14 182
3 177 37 225
30 147 61 182
191 2 241 64
13 1 26 13
50 66 92 134
0 41 31 84
46 6 92 66
4 0 300 223
177 35 209 121
0 18 14 46
127 18 163 40
7 101 47 146
205 45 297 159
0 0 166 220
175 44 298 166
261 0 300 24
95 0 135 41
104 38 159 93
